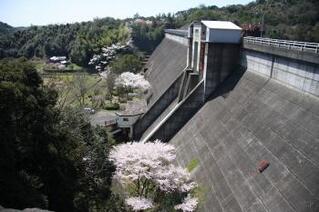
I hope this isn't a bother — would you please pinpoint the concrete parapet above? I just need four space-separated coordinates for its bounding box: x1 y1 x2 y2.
241 48 319 97
165 33 188 46
164 29 188 37
243 41 319 65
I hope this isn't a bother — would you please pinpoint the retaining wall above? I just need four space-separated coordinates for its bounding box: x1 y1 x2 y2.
165 33 188 46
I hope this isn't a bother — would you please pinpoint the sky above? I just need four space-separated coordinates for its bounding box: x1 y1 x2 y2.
0 0 253 27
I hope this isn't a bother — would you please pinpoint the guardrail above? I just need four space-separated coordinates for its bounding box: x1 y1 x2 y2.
164 29 188 37
244 36 319 54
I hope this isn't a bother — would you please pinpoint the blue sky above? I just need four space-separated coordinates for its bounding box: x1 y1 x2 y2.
1 0 253 27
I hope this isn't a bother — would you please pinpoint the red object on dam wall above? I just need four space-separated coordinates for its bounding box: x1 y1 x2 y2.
258 160 270 173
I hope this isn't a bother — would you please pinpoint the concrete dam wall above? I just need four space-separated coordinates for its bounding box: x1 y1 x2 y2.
171 70 319 211
135 31 319 211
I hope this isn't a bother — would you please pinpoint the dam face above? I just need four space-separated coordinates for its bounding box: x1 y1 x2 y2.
171 70 319 211
136 24 319 211
133 37 187 139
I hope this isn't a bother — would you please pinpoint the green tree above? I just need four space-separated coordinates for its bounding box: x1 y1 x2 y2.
70 37 92 67
72 74 91 107
131 24 164 53
110 54 143 74
106 72 116 102
0 58 115 211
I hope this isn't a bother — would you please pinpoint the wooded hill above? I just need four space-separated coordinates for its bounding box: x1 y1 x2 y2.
0 0 318 66
170 0 319 42
0 18 130 66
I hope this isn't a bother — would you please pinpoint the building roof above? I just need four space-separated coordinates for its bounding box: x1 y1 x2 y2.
201 20 242 30
116 100 147 116
89 110 116 126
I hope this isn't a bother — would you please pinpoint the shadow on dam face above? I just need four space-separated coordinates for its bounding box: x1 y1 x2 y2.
206 67 245 102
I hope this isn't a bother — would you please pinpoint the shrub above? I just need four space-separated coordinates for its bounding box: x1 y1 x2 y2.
104 102 120 110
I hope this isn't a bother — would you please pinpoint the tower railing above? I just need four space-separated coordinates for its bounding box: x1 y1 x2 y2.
244 36 319 53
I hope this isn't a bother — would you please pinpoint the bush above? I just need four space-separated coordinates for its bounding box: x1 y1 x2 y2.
103 102 120 110
0 58 116 211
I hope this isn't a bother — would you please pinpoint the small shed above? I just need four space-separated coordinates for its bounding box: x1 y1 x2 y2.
201 21 242 43
115 100 147 135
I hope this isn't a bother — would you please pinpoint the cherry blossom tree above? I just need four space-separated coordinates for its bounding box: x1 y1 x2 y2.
125 197 154 211
89 39 133 71
174 195 198 211
115 72 151 91
109 140 198 211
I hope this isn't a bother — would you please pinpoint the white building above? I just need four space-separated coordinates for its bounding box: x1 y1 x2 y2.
116 100 147 138
201 20 242 43
188 21 242 73
49 56 67 62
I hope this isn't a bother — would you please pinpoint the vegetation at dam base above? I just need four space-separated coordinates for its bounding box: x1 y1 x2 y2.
0 58 118 211
31 52 146 112
110 54 144 74
186 159 199 173
0 59 197 211
109 141 198 211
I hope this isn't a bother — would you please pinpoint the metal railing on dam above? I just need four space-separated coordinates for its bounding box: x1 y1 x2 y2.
164 31 319 54
244 36 319 54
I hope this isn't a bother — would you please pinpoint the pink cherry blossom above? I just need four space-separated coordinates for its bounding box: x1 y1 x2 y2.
109 140 198 211
174 195 198 212
115 72 151 90
125 197 154 211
